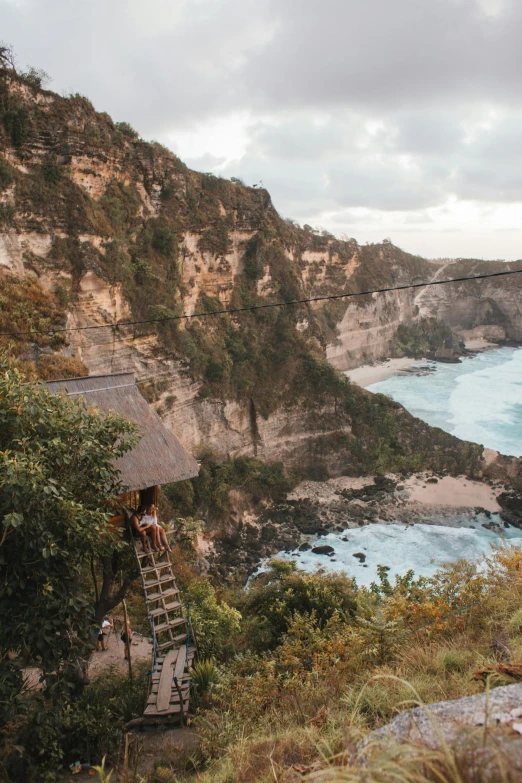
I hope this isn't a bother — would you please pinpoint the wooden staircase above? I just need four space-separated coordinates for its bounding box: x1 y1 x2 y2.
133 542 196 720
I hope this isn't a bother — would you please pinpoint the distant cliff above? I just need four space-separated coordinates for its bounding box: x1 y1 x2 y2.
0 66 519 479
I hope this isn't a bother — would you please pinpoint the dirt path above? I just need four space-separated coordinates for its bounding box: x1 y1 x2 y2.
88 629 153 679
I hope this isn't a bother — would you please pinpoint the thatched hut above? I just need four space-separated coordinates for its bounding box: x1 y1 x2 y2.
46 372 198 511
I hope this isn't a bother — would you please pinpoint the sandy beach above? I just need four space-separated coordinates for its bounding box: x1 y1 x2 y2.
404 474 501 512
287 471 503 516
344 357 424 388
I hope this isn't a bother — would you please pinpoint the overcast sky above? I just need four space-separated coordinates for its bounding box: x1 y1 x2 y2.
2 0 522 259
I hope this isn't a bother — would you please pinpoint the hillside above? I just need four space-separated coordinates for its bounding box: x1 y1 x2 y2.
0 65 520 481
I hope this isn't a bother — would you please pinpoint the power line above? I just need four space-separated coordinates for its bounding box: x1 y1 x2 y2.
2 266 522 339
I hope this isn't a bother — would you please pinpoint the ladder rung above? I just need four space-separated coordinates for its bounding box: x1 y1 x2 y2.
144 575 175 588
136 549 170 562
157 634 187 650
147 689 189 705
154 617 187 634
141 563 172 575
143 703 186 716
150 601 182 618
146 588 179 602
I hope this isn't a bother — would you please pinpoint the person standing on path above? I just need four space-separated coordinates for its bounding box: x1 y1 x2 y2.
96 617 113 651
121 619 133 660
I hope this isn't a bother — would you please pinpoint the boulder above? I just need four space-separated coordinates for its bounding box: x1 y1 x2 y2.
311 544 335 556
364 683 522 750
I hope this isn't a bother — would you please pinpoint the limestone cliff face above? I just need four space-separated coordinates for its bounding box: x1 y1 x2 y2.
0 68 519 475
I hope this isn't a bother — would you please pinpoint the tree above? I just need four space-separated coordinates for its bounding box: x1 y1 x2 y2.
0 358 140 710
238 560 358 652
0 43 16 71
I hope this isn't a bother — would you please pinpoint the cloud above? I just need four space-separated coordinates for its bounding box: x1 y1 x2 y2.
3 0 522 256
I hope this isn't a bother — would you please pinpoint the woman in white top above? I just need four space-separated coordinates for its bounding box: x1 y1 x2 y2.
140 505 172 552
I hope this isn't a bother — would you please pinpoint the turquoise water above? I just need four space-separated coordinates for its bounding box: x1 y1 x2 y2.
368 347 522 457
264 347 522 585
271 517 522 588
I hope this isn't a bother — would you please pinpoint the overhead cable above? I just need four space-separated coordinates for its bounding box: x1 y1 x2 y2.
1 266 522 338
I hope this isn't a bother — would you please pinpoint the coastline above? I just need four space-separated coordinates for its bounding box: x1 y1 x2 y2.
288 471 502 520
209 468 517 584
344 358 422 388
345 339 497 389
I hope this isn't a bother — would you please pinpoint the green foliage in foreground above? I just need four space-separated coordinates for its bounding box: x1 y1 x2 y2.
142 548 522 783
235 559 358 653
4 664 148 782
0 360 139 778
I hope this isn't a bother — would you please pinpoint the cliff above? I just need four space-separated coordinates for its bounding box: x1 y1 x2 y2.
0 66 519 479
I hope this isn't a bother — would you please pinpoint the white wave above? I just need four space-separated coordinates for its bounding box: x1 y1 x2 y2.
369 347 522 457
271 519 522 588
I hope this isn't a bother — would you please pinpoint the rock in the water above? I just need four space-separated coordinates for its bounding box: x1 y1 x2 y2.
426 477 438 484
353 552 366 563
299 542 312 551
311 545 335 556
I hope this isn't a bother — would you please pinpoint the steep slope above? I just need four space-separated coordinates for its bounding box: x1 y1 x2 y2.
0 66 518 479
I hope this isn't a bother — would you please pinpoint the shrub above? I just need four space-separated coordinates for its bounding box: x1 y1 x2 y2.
238 560 358 652
3 106 30 147
42 154 62 184
21 66 51 90
34 354 89 380
185 578 241 661
0 273 67 355
115 121 139 139
0 202 14 225
433 647 471 673
152 226 176 256
508 607 522 634
0 159 13 190
191 658 219 694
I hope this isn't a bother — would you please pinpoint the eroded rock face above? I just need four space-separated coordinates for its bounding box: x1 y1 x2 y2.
1 70 522 475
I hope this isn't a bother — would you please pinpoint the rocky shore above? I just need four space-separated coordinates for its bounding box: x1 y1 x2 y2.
206 472 520 583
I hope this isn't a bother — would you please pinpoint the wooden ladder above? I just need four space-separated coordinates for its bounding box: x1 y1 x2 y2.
133 542 196 719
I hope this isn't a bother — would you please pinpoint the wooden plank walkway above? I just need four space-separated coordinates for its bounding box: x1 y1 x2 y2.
133 541 196 720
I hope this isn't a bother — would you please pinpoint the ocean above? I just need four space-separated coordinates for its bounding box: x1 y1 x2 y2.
368 347 522 458
273 516 522 588
264 347 522 586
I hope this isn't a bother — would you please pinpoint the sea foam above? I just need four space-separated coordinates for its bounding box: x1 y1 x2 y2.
369 347 522 457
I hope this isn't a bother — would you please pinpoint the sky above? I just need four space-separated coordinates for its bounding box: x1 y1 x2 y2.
2 0 522 260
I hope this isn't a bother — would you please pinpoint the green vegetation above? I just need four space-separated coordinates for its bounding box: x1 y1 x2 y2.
164 452 294 521
2 105 29 147
144 548 522 783
0 274 67 356
0 362 140 780
0 273 89 379
392 317 460 358
0 159 13 190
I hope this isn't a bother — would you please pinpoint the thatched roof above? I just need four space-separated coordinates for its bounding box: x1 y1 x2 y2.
46 372 199 491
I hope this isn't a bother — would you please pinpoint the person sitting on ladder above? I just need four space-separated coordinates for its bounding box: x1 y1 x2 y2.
139 504 172 552
129 508 152 553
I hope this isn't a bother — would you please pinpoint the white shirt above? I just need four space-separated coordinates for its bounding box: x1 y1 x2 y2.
140 512 158 527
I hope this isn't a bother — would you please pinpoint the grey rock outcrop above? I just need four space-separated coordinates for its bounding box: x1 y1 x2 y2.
366 683 522 749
